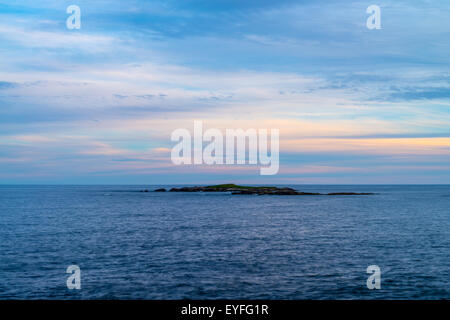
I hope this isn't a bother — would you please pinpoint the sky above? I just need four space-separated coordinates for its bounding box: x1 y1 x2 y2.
0 0 449 184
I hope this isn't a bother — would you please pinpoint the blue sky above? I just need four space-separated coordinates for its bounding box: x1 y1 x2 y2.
0 0 449 184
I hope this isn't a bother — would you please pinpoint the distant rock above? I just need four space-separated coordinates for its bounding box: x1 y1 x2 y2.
154 188 167 192
168 184 374 196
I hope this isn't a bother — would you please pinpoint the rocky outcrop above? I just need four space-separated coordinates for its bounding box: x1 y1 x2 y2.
167 184 374 195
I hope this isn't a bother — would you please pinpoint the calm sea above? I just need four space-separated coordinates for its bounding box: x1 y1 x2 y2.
0 185 449 299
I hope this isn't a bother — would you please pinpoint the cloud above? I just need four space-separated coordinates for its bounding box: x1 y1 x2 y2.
0 81 18 89
282 137 450 156
0 25 116 52
385 87 450 101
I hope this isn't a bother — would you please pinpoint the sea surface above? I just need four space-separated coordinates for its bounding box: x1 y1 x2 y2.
0 185 449 299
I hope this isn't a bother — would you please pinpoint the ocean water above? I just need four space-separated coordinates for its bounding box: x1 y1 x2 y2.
0 185 449 300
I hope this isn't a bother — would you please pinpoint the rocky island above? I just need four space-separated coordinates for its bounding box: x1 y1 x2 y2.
160 184 374 195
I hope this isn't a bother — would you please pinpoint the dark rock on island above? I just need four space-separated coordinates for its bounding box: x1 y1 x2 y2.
154 188 167 192
168 184 374 196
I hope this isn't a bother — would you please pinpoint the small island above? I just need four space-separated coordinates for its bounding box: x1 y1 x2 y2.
161 184 374 195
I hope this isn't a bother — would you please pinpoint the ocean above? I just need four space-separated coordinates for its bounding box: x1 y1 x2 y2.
0 185 449 299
